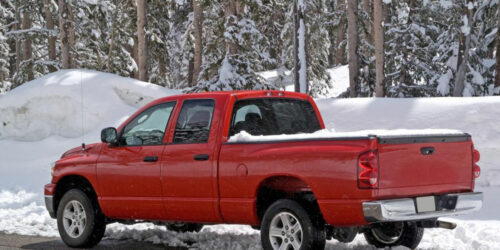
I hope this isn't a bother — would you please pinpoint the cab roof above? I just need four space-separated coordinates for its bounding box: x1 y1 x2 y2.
156 90 311 103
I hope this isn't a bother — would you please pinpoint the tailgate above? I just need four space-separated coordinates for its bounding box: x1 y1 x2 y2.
377 134 473 193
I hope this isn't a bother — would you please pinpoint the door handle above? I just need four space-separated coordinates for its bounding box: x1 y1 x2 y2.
421 147 435 155
194 154 209 161
143 156 158 162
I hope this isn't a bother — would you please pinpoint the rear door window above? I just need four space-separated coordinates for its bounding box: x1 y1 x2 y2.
173 99 215 143
229 98 321 136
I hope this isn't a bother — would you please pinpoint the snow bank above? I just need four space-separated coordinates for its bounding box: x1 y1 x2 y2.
228 129 465 143
0 69 179 141
315 97 500 187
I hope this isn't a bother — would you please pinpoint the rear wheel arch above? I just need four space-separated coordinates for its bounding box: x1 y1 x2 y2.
54 175 101 216
255 176 324 226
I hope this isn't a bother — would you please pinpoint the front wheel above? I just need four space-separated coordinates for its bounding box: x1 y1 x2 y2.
261 199 325 250
363 222 423 249
57 189 106 248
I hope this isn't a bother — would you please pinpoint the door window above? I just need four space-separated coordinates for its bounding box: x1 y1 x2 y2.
119 102 176 146
173 99 215 144
229 98 321 136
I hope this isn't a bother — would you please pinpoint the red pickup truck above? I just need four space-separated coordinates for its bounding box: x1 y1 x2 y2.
44 91 482 249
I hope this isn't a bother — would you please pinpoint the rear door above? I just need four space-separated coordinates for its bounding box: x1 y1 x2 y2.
161 96 227 223
377 135 473 197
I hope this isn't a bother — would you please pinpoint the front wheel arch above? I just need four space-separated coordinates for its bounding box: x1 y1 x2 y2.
54 175 102 217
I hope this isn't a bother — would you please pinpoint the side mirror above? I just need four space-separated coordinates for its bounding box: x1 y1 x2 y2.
101 127 118 145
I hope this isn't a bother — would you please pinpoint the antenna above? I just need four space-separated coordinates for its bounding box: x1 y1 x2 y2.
80 69 86 151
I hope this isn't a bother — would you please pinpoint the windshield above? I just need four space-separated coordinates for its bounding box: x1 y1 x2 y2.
229 98 321 137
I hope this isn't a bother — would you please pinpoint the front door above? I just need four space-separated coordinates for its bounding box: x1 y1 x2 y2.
97 101 176 220
161 97 225 223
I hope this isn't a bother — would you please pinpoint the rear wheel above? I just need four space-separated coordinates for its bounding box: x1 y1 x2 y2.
57 189 106 248
166 223 204 233
364 222 423 249
261 199 325 250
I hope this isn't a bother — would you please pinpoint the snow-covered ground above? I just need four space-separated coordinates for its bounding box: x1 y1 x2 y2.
0 69 499 249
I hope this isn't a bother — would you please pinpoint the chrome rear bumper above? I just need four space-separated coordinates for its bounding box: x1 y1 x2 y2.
363 192 483 222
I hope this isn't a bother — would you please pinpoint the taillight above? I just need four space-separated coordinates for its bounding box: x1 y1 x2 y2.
358 151 379 189
472 148 480 179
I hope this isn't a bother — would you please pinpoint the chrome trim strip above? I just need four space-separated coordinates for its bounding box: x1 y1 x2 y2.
363 192 483 222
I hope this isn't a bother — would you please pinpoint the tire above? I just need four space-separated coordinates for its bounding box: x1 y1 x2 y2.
166 223 204 233
57 189 106 248
261 199 326 250
363 222 424 249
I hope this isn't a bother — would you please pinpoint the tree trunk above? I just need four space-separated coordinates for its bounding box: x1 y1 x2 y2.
44 0 57 72
191 0 203 87
136 0 148 81
453 1 473 97
374 0 385 97
107 10 119 72
347 0 359 97
495 2 500 90
335 0 347 65
293 0 308 93
399 0 415 85
224 0 237 55
14 3 21 71
59 0 72 69
22 11 33 81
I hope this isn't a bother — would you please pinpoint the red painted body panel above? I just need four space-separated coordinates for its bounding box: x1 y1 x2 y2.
46 91 476 227
218 140 377 226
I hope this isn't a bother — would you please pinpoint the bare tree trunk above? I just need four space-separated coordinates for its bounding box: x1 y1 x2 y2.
347 0 359 97
374 0 385 97
453 1 473 97
293 0 308 93
44 0 57 72
224 0 237 55
14 3 21 71
495 3 500 90
136 0 148 81
191 0 203 87
399 0 415 85
335 0 347 65
59 0 72 69
22 11 33 81
107 10 119 72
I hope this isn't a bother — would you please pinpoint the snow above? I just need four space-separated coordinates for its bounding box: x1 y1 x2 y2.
228 129 465 143
0 70 499 248
0 69 179 141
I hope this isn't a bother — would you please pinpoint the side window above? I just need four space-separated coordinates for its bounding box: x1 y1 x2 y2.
230 103 265 136
173 99 215 144
119 102 175 146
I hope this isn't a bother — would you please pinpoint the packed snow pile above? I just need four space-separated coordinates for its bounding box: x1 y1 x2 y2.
228 129 465 143
0 69 179 141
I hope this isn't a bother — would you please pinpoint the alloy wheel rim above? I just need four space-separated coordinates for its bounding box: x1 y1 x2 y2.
269 212 303 250
62 200 87 238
